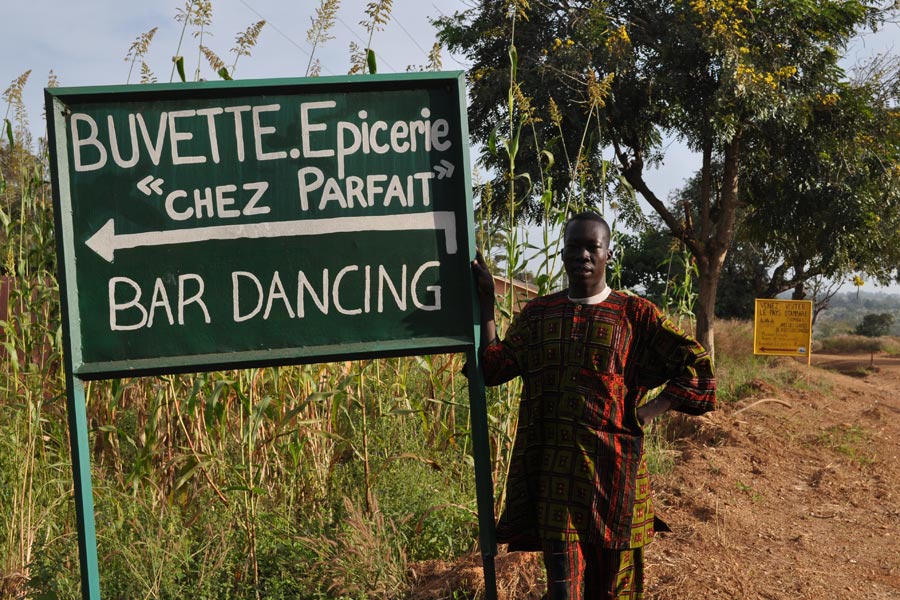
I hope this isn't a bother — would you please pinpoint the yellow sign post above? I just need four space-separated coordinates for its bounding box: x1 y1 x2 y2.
753 299 813 365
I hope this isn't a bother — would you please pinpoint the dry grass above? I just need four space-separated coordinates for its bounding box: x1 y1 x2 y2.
713 320 825 405
714 318 755 360
815 334 900 355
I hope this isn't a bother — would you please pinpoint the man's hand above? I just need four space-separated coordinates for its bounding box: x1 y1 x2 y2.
471 251 498 347
471 251 495 309
637 396 673 427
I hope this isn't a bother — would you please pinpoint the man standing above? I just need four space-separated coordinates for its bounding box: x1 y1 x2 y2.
472 212 716 599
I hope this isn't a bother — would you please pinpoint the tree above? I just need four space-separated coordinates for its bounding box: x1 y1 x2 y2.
438 0 900 356
616 218 777 322
855 312 895 337
744 69 900 301
614 228 673 305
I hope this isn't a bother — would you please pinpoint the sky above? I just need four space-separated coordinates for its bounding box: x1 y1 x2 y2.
2 0 899 293
1 0 472 131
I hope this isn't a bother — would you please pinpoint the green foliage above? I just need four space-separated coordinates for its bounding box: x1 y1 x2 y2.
617 219 767 321
436 2 636 222
744 74 900 295
13 356 482 599
615 228 672 303
642 418 678 476
175 55 187 82
854 312 895 337
438 0 900 352
735 480 763 503
714 241 769 320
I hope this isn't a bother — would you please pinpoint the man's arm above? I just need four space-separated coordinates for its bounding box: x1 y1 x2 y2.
631 299 717 425
637 396 673 426
470 252 526 386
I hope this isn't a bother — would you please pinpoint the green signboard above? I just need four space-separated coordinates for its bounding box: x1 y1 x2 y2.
47 72 475 378
47 74 498 600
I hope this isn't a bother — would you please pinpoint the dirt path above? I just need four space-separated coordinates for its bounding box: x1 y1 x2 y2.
646 353 900 599
409 354 900 599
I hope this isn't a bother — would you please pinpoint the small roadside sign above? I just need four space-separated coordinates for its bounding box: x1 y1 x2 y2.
753 298 813 360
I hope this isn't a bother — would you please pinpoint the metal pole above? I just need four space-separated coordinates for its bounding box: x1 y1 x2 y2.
65 376 101 599
466 347 498 600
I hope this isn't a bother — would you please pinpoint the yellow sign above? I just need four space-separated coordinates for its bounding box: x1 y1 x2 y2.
753 299 813 359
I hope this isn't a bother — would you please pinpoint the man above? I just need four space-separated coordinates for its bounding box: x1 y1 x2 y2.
471 212 716 599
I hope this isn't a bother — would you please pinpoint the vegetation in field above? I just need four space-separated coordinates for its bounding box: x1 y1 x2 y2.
810 334 900 362
703 320 831 406
814 424 875 467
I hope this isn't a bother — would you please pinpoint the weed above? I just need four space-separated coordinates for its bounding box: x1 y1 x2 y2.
643 418 680 476
735 480 763 502
815 424 874 467
714 320 832 404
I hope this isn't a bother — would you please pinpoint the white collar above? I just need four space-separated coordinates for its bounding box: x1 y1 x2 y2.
568 285 611 305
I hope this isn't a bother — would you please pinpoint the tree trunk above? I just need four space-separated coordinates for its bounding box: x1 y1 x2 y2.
693 136 741 361
695 257 722 360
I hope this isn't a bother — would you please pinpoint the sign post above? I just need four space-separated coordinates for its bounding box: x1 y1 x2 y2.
46 72 497 599
753 298 813 364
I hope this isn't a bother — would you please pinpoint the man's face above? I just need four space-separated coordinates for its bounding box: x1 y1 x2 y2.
562 219 610 297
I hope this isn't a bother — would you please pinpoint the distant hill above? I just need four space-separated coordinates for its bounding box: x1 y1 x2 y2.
814 290 900 337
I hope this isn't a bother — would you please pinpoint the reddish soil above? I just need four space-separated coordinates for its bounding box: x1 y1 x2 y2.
408 353 900 599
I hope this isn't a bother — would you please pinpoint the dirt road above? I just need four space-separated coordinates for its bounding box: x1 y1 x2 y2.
646 353 900 599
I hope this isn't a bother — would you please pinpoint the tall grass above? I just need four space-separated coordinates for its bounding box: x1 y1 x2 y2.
0 132 483 594
712 319 831 405
2 72 72 600
2 35 483 600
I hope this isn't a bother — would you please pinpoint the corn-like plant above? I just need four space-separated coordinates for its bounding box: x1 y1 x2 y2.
306 0 341 77
124 28 158 84
349 0 394 74
1 79 69 598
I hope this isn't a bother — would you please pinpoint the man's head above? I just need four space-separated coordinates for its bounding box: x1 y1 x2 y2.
562 212 612 297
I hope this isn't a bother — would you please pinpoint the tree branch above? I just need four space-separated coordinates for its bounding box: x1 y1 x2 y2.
612 139 700 255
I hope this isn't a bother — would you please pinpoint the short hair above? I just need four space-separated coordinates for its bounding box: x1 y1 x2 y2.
564 211 611 243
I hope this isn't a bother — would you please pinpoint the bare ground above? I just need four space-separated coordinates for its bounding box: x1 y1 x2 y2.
408 353 900 599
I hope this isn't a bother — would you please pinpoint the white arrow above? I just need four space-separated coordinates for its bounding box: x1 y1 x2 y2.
137 175 165 196
433 160 455 179
84 212 458 263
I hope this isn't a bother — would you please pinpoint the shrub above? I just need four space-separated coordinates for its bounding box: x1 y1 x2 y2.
854 313 895 337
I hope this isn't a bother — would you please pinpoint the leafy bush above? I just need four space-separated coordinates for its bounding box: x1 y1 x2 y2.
854 313 895 337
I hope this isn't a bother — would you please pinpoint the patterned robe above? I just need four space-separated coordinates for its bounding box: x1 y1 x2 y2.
483 290 716 550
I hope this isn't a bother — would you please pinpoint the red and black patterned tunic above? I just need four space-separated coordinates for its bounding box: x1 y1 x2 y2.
483 290 716 550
